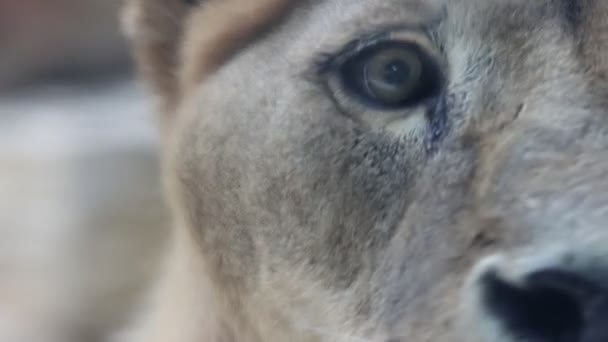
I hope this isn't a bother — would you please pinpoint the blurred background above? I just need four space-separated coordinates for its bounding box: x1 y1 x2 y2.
0 1 169 341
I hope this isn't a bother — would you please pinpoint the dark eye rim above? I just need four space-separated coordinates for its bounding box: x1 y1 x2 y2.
324 40 445 111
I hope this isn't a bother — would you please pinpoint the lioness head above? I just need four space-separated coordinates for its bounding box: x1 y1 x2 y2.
124 0 608 341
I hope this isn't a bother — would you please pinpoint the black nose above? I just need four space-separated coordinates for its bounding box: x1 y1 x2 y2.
481 269 608 342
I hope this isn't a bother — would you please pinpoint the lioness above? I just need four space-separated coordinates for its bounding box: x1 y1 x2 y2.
122 0 608 341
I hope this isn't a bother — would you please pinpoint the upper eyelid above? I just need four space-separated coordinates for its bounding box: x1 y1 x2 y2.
314 32 389 74
313 25 439 75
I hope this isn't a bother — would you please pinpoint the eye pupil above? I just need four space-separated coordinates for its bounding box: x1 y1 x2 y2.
363 48 423 105
383 59 411 85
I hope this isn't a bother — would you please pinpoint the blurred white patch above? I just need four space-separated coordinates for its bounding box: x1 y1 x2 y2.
0 80 168 342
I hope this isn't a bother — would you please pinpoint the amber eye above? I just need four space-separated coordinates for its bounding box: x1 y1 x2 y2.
339 42 442 108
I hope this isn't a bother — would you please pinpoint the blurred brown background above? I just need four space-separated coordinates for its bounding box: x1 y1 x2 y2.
0 0 129 89
0 1 168 341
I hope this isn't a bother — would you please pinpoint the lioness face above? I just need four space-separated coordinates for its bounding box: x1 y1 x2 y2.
127 0 608 341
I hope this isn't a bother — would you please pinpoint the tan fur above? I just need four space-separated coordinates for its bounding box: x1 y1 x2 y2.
124 0 608 341
179 0 294 93
125 0 292 116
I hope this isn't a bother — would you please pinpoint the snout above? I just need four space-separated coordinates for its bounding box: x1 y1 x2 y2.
464 144 608 342
483 269 608 342
468 252 608 342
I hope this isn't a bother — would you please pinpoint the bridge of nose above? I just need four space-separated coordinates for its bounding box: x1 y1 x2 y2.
474 144 608 246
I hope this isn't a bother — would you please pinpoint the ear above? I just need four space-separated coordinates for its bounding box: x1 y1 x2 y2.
123 0 293 115
122 0 194 112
